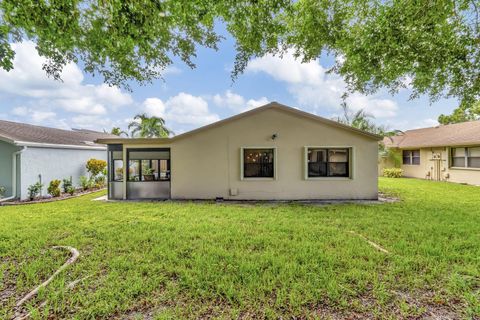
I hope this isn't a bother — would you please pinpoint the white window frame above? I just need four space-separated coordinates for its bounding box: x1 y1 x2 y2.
449 146 480 170
402 149 420 166
304 146 354 180
240 147 277 180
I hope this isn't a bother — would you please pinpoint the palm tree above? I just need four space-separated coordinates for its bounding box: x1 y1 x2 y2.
128 113 172 138
109 127 129 137
334 102 403 166
378 130 404 167
334 102 385 135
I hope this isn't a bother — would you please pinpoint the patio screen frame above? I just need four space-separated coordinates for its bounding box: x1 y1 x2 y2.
126 148 171 182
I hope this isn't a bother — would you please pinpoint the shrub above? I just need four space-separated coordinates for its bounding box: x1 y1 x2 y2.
79 176 93 191
62 177 73 193
27 182 43 200
383 168 403 178
47 179 61 197
66 185 75 196
95 175 106 188
86 159 107 178
0 186 6 198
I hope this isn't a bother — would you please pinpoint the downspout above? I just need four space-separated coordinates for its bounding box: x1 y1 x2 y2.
0 146 26 202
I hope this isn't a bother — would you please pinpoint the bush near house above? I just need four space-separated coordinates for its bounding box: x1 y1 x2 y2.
0 186 6 198
66 185 75 196
86 159 107 178
94 175 106 188
79 176 93 191
47 180 61 197
62 177 73 193
27 182 43 200
383 168 403 178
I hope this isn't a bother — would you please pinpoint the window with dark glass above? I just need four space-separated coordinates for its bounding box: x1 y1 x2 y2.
307 148 349 178
127 149 171 181
451 147 480 168
402 150 420 165
243 148 274 178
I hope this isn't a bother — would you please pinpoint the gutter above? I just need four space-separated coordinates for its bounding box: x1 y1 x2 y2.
0 146 26 202
14 141 107 150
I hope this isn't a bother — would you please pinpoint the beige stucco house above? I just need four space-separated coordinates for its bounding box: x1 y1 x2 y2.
97 102 382 201
382 120 480 185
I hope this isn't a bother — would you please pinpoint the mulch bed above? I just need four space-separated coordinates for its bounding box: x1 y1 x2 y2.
0 188 106 206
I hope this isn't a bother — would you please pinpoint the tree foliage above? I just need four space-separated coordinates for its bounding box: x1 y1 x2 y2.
334 101 387 135
1 1 479 109
109 127 128 137
438 101 480 124
128 113 172 138
334 102 403 166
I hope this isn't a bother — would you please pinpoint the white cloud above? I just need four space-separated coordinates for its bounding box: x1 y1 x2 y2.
422 118 439 127
346 95 398 118
71 115 115 129
212 90 269 112
165 93 219 126
385 118 440 131
11 106 29 116
162 66 182 76
31 110 57 122
247 51 398 119
143 98 166 118
143 93 220 131
11 106 56 123
0 41 133 116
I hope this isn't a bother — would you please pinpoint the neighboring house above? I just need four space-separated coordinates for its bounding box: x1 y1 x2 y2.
97 102 382 201
0 120 114 200
382 120 480 185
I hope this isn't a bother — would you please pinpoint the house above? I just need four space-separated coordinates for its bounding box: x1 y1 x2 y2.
382 120 480 185
97 102 382 201
0 120 114 201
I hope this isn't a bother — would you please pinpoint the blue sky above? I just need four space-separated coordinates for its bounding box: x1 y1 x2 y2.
0 32 458 135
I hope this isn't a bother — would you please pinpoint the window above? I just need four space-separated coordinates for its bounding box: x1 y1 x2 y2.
127 149 171 181
108 145 124 182
306 148 350 178
243 148 275 178
451 147 480 168
402 150 420 165
113 160 124 181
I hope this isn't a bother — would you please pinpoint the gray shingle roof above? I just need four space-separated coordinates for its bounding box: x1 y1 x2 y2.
384 120 480 148
0 119 116 147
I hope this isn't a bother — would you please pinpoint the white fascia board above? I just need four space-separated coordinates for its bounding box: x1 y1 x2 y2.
13 141 107 150
0 135 15 144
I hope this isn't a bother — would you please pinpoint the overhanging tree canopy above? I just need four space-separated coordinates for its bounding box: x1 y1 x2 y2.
1 1 478 110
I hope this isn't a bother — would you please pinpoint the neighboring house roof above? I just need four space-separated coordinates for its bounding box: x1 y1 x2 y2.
0 119 116 149
384 120 480 149
97 102 383 145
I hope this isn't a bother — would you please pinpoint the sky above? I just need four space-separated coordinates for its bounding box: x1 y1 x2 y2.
0 33 458 135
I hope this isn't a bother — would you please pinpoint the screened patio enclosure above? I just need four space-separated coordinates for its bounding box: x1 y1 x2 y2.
108 145 171 200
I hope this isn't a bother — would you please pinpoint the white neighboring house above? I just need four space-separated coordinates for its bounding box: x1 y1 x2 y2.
0 120 114 200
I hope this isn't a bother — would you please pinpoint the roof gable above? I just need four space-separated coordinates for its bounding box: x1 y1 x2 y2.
96 102 382 144
172 102 382 141
384 120 480 148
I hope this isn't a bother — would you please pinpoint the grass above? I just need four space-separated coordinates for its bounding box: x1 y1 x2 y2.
0 178 479 319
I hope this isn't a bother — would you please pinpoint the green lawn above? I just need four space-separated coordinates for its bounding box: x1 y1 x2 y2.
1 178 479 319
